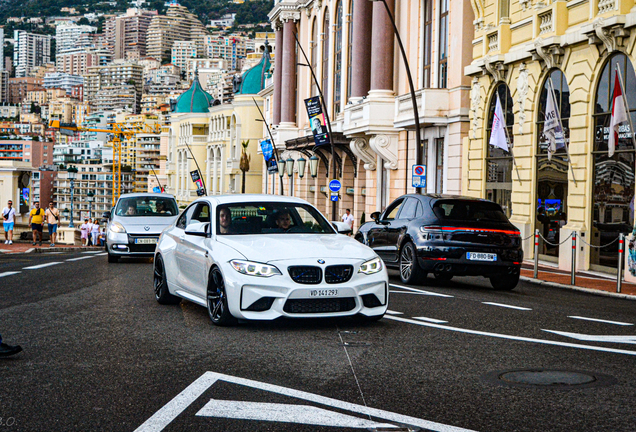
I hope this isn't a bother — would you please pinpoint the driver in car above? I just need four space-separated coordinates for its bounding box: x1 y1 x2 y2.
274 209 301 233
126 204 137 215
218 207 233 234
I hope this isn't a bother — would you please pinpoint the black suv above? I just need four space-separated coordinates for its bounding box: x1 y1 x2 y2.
355 194 523 290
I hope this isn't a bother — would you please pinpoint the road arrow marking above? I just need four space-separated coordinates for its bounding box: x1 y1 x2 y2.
23 262 62 270
389 284 454 298
542 329 636 344
567 316 633 326
482 302 531 311
134 371 478 432
196 399 396 428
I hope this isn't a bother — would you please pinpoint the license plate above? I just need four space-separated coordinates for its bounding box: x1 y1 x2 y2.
135 238 158 244
467 252 497 261
310 289 339 297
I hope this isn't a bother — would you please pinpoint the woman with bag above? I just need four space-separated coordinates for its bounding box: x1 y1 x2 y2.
45 201 60 247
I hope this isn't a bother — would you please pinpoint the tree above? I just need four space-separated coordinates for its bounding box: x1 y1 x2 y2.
239 140 250 194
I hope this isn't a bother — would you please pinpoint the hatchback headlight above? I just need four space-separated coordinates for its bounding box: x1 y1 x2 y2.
230 260 281 277
359 257 383 275
109 222 126 233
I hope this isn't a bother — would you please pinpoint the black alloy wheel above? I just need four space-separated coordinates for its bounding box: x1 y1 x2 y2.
154 255 181 304
490 273 520 291
399 241 425 284
207 267 237 326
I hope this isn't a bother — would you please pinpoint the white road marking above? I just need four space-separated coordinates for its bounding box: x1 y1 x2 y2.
389 284 454 298
45 252 63 255
413 316 448 324
542 329 636 344
23 262 62 270
96 252 108 256
568 316 633 326
196 399 395 428
82 250 103 254
134 371 478 432
0 271 21 278
384 315 636 356
385 310 403 315
482 302 531 311
66 256 96 261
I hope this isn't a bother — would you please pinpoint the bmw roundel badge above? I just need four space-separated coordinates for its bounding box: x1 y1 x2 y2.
317 259 325 264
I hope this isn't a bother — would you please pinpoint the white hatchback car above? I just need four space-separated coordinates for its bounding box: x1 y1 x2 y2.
153 195 388 325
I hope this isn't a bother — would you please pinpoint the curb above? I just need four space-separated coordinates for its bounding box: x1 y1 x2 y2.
520 276 636 301
33 246 102 253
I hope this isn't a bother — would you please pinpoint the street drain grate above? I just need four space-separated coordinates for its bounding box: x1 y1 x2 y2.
483 369 616 390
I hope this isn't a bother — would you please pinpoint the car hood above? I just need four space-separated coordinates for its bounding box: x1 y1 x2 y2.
216 234 377 263
112 216 177 234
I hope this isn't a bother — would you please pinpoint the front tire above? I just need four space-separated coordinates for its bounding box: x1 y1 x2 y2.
108 252 119 263
154 255 181 304
490 273 520 291
207 267 237 326
399 241 425 284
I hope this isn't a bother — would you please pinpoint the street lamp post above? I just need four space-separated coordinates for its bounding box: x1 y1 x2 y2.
67 166 78 228
286 157 295 197
87 191 94 219
370 0 422 193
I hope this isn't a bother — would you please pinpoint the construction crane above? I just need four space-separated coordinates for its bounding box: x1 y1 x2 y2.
49 120 162 206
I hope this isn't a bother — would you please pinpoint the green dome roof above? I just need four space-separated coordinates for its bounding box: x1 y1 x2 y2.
174 75 214 113
235 43 272 95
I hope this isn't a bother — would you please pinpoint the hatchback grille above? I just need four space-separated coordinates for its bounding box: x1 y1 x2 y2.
325 265 354 284
288 266 322 284
283 298 356 314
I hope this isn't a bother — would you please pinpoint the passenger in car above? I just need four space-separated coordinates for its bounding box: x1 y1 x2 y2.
219 207 233 234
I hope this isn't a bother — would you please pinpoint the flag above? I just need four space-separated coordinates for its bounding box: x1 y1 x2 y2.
544 82 566 161
489 95 509 152
609 69 629 157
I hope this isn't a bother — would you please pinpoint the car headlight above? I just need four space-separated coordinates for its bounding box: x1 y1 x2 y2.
109 222 126 233
230 260 281 277
359 257 383 275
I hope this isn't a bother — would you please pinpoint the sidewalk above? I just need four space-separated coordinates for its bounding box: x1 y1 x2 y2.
0 241 102 254
521 262 636 300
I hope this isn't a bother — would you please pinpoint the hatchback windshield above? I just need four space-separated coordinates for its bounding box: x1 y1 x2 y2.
432 200 508 222
115 197 178 217
217 202 335 235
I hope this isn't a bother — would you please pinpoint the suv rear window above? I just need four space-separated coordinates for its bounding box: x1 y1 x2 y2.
432 200 508 222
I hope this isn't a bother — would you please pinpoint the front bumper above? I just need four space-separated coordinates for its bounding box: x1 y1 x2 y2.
107 231 159 257
222 258 389 320
417 245 522 276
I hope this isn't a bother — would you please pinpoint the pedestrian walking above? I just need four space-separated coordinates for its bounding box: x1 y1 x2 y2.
342 208 354 232
28 201 45 246
0 333 22 358
2 200 16 245
91 220 100 246
80 218 90 246
45 201 60 247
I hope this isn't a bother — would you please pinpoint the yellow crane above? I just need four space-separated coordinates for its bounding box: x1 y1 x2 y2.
49 120 162 206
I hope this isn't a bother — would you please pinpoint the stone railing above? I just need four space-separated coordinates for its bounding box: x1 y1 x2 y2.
488 32 499 53
597 0 616 14
539 11 553 35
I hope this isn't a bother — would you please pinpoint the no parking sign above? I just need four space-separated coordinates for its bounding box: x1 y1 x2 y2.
412 165 426 188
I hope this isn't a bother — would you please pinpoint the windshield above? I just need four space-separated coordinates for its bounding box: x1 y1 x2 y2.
432 200 508 222
217 202 336 235
115 197 178 217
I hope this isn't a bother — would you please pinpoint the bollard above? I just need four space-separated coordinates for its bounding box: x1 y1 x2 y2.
571 232 577 286
534 229 539 279
617 233 624 294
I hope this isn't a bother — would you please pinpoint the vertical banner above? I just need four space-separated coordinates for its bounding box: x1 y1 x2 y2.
260 139 278 173
305 96 330 146
190 170 205 196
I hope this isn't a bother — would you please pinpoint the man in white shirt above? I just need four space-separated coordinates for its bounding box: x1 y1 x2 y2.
342 208 354 231
2 200 16 245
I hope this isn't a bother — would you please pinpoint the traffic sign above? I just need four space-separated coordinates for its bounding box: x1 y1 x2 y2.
328 179 341 192
330 192 339 202
412 164 426 188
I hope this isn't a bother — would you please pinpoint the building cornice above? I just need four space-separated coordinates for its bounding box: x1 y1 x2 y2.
268 1 302 29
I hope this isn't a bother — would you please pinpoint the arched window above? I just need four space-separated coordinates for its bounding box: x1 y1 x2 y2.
592 53 636 269
536 69 570 259
346 0 354 100
310 17 318 97
333 1 343 115
485 82 514 217
321 8 330 107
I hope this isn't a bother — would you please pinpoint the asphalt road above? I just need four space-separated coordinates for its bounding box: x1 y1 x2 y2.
2 251 636 431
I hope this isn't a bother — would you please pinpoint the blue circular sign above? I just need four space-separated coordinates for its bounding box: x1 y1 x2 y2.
329 179 341 192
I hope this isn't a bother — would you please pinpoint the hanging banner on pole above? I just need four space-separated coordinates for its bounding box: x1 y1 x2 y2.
260 139 273 161
305 96 330 146
190 170 205 196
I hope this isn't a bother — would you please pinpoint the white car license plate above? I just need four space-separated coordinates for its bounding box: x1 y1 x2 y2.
135 238 158 244
310 289 339 297
467 252 497 261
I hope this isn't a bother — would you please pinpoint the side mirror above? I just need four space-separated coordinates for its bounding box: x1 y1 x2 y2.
331 221 352 235
185 221 210 237
370 211 381 223
102 211 111 219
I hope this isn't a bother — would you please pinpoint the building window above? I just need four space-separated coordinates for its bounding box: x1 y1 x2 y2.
321 8 330 107
535 69 570 258
310 17 318 97
485 82 514 217
422 0 433 88
435 138 444 193
346 0 354 101
438 0 449 89
333 1 343 115
591 53 636 269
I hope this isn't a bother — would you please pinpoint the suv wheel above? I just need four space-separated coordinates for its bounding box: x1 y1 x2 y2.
399 241 425 284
